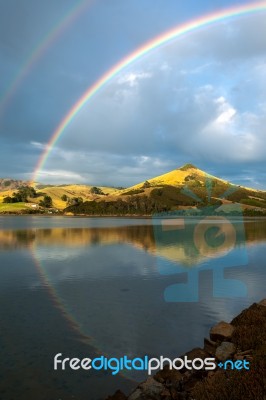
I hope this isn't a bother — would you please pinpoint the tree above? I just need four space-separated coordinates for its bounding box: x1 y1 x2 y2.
142 180 151 189
17 186 37 201
39 195 52 208
67 197 83 206
3 196 13 203
3 180 11 187
61 194 68 201
12 192 23 202
6 186 37 203
90 186 103 195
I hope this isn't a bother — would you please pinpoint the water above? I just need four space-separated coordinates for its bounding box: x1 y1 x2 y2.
0 216 265 400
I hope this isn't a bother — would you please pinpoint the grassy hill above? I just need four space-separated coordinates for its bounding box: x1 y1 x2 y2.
0 182 119 213
65 164 266 215
1 164 266 215
0 178 30 192
35 184 119 209
118 163 229 192
118 163 266 208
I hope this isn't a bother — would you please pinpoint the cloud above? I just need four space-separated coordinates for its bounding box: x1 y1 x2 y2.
36 169 85 184
117 71 152 87
40 44 266 185
214 97 236 125
30 141 50 151
1 3 266 188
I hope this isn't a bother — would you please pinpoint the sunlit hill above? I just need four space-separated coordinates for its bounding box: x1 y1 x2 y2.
0 164 266 215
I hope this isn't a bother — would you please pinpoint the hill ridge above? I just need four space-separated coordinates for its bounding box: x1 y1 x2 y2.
1 165 266 214
121 163 231 193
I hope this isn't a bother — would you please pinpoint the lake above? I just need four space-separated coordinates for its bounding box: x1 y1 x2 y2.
0 216 265 400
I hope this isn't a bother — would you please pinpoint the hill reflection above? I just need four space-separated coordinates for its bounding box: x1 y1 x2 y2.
0 219 266 267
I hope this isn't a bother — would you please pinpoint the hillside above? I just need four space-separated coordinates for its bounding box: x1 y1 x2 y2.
1 164 266 215
0 182 119 213
34 184 119 209
0 178 31 192
65 164 266 216
119 163 226 191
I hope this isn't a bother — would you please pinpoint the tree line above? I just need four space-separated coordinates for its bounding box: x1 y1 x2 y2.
3 186 53 208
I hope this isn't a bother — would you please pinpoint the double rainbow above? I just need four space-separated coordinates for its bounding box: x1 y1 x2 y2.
0 0 94 113
33 1 266 182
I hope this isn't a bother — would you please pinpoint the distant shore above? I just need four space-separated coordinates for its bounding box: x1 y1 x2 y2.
1 212 266 220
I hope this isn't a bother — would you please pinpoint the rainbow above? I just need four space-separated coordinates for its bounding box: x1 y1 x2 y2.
0 0 94 113
30 243 138 383
33 1 266 182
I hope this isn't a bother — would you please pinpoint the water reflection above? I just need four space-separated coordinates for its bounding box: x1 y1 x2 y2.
1 218 266 263
0 217 266 398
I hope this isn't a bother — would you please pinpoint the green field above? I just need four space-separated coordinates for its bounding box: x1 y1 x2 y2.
0 202 29 212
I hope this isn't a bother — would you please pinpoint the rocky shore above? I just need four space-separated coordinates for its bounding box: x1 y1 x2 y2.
106 299 266 400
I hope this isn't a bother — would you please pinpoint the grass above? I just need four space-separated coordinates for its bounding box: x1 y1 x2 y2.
0 184 119 212
240 198 266 209
0 202 29 212
36 185 118 209
37 185 116 210
122 164 231 193
0 189 15 201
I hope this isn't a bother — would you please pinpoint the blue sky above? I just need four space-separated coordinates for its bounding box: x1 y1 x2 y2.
0 0 265 188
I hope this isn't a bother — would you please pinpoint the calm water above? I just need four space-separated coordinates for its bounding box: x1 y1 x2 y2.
0 216 266 400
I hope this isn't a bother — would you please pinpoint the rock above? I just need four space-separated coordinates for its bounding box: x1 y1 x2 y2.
210 321 235 342
182 371 192 380
105 300 266 400
139 377 164 397
207 371 216 379
154 365 182 385
259 299 266 307
181 348 210 379
127 389 142 400
215 342 236 361
237 349 253 356
105 390 127 400
128 377 164 400
160 388 171 398
182 373 201 392
184 347 209 360
234 354 244 361
203 337 218 356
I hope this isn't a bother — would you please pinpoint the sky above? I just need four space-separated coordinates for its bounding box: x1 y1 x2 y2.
0 0 266 189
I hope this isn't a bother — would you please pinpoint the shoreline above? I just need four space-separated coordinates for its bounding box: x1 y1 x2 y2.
0 213 153 218
1 213 266 220
106 299 266 400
